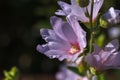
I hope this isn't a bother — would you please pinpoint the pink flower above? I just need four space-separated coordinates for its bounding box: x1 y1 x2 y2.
86 39 120 71
56 66 88 80
55 0 104 22
103 7 120 24
36 15 86 62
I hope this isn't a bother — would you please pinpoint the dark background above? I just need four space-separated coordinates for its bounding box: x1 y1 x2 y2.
0 0 120 79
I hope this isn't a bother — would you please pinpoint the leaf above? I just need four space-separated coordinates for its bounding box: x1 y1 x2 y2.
3 67 19 80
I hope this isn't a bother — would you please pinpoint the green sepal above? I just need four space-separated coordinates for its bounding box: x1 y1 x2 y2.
90 67 96 75
3 67 19 80
99 16 109 28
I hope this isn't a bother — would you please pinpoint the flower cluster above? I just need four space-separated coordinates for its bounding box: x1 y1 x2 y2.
36 0 120 80
86 39 120 71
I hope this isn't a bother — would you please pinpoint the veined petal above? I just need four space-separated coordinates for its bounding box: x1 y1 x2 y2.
56 0 90 22
86 54 98 67
93 44 102 54
86 0 104 20
99 51 113 64
61 22 78 43
86 39 120 71
50 16 78 43
40 29 63 42
55 9 66 16
37 16 87 62
71 0 76 5
71 52 82 62
99 39 119 63
50 16 67 41
111 52 120 68
105 39 119 53
93 0 104 19
86 54 107 71
71 0 89 22
48 41 70 51
103 52 118 66
44 50 69 61
57 1 71 15
36 44 49 53
103 7 120 24
67 15 87 51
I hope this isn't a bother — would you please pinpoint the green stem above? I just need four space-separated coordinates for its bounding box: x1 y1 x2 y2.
89 32 94 53
89 0 94 53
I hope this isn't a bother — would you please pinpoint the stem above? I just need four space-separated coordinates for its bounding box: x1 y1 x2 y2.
89 32 94 53
89 0 94 53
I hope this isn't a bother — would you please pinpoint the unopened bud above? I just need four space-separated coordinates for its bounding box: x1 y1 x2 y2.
90 67 96 75
76 0 89 7
100 16 109 28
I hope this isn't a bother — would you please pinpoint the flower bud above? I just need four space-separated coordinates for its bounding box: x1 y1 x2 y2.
99 16 109 28
76 0 89 7
90 67 96 75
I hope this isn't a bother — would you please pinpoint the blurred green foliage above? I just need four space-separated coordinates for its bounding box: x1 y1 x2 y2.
3 67 19 80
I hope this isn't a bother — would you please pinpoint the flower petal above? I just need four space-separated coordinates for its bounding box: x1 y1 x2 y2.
86 54 98 67
57 1 71 15
93 0 104 19
48 41 70 51
86 54 106 71
93 44 102 54
103 7 120 24
50 16 78 43
71 0 89 22
67 15 87 51
86 39 120 71
40 29 56 42
44 50 68 61
40 28 70 46
105 39 119 53
86 0 104 20
36 44 49 53
50 16 67 41
55 9 66 16
111 52 120 69
60 22 78 43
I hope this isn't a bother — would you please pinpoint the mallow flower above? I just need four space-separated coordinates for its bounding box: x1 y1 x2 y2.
56 66 88 80
86 39 120 71
36 16 86 62
55 0 104 23
102 7 120 25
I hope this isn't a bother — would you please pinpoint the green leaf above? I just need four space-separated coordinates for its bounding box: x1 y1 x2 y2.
3 67 19 80
98 73 105 80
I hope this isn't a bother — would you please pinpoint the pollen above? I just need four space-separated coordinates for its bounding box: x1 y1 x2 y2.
69 44 80 54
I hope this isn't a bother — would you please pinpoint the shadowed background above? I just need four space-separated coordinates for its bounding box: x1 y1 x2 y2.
0 0 120 80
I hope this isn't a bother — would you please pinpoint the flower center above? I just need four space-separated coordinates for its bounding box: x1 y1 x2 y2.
69 44 80 54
